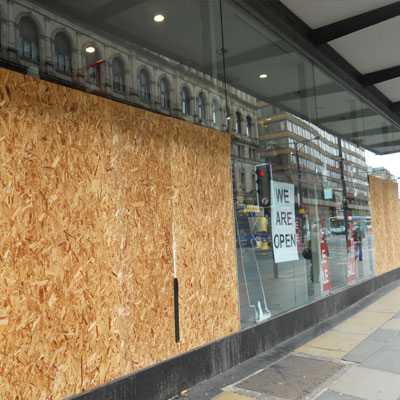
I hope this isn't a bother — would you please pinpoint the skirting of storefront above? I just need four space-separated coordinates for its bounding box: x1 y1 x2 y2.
67 267 400 400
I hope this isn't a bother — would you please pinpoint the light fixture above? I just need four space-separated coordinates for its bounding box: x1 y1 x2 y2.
153 14 165 22
85 46 96 54
259 73 268 79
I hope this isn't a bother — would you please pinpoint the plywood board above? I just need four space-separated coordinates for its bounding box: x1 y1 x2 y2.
369 175 400 275
0 68 239 399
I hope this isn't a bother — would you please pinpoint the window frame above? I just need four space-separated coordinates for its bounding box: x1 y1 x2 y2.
112 57 125 93
246 116 252 136
160 77 170 109
198 92 206 121
85 49 102 86
19 16 40 62
212 99 219 124
181 86 190 115
54 32 72 74
236 111 242 134
139 68 151 103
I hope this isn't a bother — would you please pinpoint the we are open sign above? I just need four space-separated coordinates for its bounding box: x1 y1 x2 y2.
271 180 299 263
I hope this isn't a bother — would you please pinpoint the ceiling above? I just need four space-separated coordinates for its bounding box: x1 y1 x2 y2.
33 0 400 155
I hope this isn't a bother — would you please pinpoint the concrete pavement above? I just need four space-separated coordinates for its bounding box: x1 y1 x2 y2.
177 280 400 400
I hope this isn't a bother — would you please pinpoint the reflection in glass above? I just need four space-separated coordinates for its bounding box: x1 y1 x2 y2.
198 92 206 121
246 116 252 137
55 32 71 73
212 99 219 124
86 49 102 85
182 86 191 115
236 111 242 134
19 16 39 62
139 68 151 103
112 57 125 93
6 0 382 330
160 77 170 109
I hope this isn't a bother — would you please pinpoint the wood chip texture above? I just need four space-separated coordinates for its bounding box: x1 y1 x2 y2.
0 68 239 399
369 175 400 275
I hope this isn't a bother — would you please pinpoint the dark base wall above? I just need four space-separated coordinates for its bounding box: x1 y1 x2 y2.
67 267 400 400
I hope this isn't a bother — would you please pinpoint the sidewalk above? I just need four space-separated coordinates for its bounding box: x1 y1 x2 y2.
179 281 400 400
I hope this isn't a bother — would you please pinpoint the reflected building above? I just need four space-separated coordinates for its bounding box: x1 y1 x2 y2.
369 167 396 181
0 0 377 329
0 0 371 214
257 105 370 224
0 0 259 207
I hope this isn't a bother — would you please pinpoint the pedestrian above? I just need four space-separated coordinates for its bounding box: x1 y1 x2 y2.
354 223 365 261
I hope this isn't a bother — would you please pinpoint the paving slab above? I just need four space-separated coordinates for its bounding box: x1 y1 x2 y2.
314 390 364 400
360 348 400 374
295 346 347 359
381 318 400 331
296 330 366 359
212 393 253 400
330 366 400 400
365 287 400 313
383 334 400 350
334 311 393 335
342 338 385 363
364 328 399 342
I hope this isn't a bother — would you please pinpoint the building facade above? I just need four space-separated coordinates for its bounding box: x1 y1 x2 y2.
0 1 399 399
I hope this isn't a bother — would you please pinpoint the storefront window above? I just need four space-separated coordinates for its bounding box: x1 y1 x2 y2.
6 0 386 331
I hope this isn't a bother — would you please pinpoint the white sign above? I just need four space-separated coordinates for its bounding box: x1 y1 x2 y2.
271 180 299 263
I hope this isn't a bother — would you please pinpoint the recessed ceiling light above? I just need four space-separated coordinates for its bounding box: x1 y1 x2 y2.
153 14 165 22
259 73 268 79
85 46 96 54
216 48 228 55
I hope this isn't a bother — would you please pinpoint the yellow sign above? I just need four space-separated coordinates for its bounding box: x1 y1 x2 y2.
238 204 260 213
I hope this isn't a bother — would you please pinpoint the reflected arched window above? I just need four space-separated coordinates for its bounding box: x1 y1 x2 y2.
19 17 39 61
212 99 219 124
112 57 125 92
139 68 151 102
198 93 206 121
181 86 190 115
226 107 231 132
236 111 242 133
160 77 170 109
246 116 252 136
86 49 102 85
54 32 71 73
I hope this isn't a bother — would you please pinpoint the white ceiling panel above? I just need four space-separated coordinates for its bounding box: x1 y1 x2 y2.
329 17 400 74
279 0 396 29
375 78 400 102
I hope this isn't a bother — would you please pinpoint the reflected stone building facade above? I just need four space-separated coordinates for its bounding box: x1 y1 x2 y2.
0 0 369 215
0 0 260 206
257 105 370 222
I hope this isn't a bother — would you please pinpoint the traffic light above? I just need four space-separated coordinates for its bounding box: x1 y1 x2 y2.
255 168 266 206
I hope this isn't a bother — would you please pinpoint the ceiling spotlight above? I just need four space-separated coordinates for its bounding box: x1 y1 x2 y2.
259 73 268 79
216 48 228 55
153 14 165 22
85 46 96 54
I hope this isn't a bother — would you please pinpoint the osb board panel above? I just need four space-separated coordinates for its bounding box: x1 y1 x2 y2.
369 175 400 275
0 68 239 399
